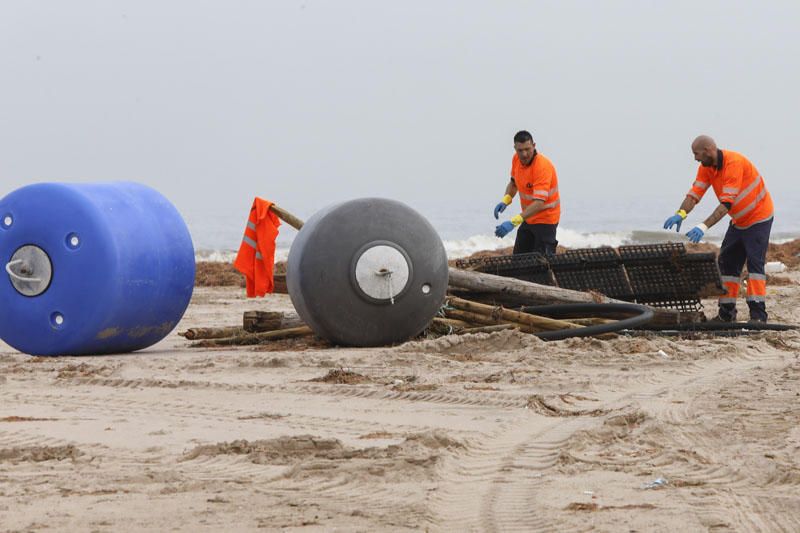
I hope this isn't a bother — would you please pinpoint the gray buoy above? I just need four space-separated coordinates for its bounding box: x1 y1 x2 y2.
287 198 448 346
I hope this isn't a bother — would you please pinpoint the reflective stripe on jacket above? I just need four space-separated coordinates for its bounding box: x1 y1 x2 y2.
234 197 281 297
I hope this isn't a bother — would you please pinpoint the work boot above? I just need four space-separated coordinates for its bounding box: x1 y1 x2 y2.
712 304 737 323
747 317 767 324
747 301 767 324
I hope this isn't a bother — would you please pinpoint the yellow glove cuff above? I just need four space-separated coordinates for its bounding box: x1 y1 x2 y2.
510 214 524 226
502 194 513 205
676 209 688 219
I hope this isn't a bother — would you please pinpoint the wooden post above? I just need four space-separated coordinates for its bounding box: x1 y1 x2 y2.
444 308 502 326
269 204 305 230
190 326 313 347
458 324 517 334
443 308 534 332
447 295 583 331
431 317 473 329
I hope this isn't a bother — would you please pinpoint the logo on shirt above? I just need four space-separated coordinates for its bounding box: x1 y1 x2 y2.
525 183 533 189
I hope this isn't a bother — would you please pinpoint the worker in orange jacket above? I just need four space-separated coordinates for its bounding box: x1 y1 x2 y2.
663 135 774 322
493 130 561 255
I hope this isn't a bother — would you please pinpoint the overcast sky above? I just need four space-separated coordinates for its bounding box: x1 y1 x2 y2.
1 0 798 233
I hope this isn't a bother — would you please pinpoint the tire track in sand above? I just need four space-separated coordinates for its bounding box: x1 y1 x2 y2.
425 348 785 532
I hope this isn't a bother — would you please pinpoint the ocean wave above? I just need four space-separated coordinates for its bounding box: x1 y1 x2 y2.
195 247 290 264
195 227 798 262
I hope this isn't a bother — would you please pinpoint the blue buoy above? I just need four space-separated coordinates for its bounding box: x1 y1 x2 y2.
0 182 195 356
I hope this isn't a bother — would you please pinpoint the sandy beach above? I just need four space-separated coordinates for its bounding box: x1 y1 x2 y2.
2 267 799 532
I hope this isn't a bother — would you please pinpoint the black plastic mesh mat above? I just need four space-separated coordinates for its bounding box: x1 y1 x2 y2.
549 247 633 300
454 242 723 312
454 252 554 285
619 245 723 311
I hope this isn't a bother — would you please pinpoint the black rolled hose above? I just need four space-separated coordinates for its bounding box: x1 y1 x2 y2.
642 321 797 332
520 302 655 341
621 329 763 338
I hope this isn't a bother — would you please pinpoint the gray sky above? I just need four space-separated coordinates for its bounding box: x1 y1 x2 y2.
1 0 798 234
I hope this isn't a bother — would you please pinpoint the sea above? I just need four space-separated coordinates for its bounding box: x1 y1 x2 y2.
188 195 800 263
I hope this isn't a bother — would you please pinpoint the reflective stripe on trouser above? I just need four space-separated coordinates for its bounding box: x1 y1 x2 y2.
746 273 766 303
720 275 739 303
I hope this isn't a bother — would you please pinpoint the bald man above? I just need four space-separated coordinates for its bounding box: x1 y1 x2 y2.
663 136 774 322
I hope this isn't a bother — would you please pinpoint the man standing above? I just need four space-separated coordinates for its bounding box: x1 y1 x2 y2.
663 135 774 322
494 130 561 255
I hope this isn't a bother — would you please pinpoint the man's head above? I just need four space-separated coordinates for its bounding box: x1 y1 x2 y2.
692 135 718 167
514 130 536 166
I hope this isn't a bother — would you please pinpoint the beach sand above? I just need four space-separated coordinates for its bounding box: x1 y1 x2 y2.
2 271 800 532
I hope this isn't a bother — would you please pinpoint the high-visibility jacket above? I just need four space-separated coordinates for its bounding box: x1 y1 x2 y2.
234 197 281 297
511 152 560 225
687 150 773 229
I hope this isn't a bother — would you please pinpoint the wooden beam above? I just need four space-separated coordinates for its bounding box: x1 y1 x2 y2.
269 204 305 231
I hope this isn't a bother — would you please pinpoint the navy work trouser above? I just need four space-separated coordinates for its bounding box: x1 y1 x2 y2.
513 222 558 256
717 218 772 322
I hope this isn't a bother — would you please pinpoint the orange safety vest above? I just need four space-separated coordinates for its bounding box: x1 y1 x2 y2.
234 197 281 297
687 150 773 229
510 152 561 225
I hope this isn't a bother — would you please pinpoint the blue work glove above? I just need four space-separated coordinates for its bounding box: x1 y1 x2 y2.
493 202 508 219
495 221 515 238
686 224 707 243
493 194 513 219
663 214 684 232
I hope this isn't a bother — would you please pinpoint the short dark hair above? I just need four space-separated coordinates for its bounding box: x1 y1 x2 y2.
513 130 533 144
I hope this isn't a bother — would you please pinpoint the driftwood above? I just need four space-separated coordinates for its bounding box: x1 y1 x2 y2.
273 274 288 294
243 310 305 332
567 318 615 326
443 308 517 327
442 308 553 334
448 267 684 326
442 307 618 339
190 326 313 347
269 204 305 230
179 327 244 340
458 324 517 334
449 267 627 305
448 296 582 331
431 317 472 329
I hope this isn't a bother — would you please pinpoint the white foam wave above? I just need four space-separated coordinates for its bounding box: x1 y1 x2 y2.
443 234 507 258
441 229 633 258
556 228 630 249
194 227 799 262
195 247 290 263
